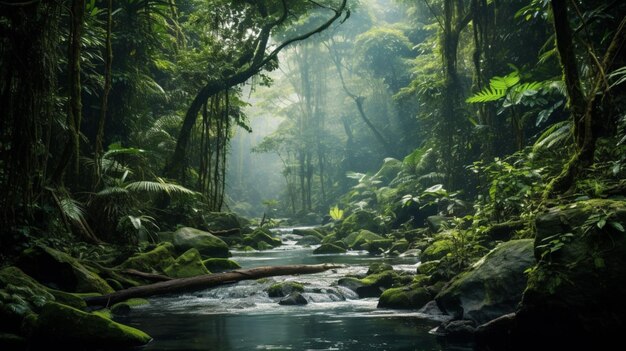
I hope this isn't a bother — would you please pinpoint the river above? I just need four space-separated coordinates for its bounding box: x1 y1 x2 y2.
115 227 471 350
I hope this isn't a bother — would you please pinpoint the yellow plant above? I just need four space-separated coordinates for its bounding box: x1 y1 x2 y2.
329 205 344 221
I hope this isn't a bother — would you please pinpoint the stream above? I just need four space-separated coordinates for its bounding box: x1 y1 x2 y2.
116 227 469 350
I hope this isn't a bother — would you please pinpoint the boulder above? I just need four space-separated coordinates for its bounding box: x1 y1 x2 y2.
338 270 411 298
366 262 393 275
163 249 210 278
202 258 241 272
366 239 393 254
435 239 534 324
110 298 149 316
278 292 308 305
505 199 626 348
242 228 282 250
313 243 346 254
267 282 304 298
420 238 453 262
339 211 384 237
345 229 385 250
377 285 431 309
433 319 476 341
172 227 230 258
34 302 151 348
17 246 113 294
117 242 176 273
389 239 409 255
203 212 243 231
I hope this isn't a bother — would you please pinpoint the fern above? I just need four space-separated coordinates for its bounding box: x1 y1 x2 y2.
60 197 86 222
125 178 196 196
466 87 507 103
533 121 572 152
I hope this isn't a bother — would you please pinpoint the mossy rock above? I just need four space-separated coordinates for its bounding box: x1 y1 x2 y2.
17 246 114 294
163 248 210 278
416 260 440 276
111 298 150 316
338 270 410 298
367 262 394 275
366 239 394 254
296 235 322 246
202 258 241 272
240 246 256 252
436 239 534 324
105 278 123 291
242 228 282 250
313 243 346 254
292 228 325 240
266 282 305 297
378 285 432 309
339 211 384 236
203 212 243 231
173 227 230 258
34 302 151 348
321 232 339 244
420 238 453 262
117 242 176 273
389 239 409 255
345 229 385 250
0 266 55 303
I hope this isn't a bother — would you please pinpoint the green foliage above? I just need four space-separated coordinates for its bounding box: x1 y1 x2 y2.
329 205 344 221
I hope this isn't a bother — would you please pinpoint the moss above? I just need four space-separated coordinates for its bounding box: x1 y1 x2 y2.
389 239 409 254
173 227 230 258
321 232 339 244
105 278 123 291
377 285 431 309
313 243 346 254
202 258 241 272
417 260 440 276
340 211 383 236
111 298 149 316
256 241 274 251
35 302 151 347
366 239 394 254
242 228 282 249
17 246 114 294
92 309 112 319
117 242 176 273
346 230 385 250
292 228 325 239
163 248 210 278
420 239 453 262
367 262 393 275
241 246 256 252
266 282 305 297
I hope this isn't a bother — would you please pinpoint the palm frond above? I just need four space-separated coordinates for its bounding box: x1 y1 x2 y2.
60 197 86 222
95 186 130 197
125 178 196 196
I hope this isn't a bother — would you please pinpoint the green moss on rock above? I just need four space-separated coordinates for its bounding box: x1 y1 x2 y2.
111 298 149 315
313 243 346 254
346 229 385 250
17 246 114 294
117 242 175 273
339 211 384 236
378 285 431 309
202 258 241 272
292 228 325 239
242 228 282 250
173 227 230 258
34 302 151 348
420 238 453 262
266 282 305 297
163 248 210 278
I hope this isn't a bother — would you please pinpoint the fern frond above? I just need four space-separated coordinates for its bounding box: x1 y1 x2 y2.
533 121 572 151
490 71 520 90
60 197 85 222
96 186 129 197
125 178 196 196
466 87 507 103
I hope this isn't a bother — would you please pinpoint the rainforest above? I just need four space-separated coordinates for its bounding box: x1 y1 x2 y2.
1 0 625 350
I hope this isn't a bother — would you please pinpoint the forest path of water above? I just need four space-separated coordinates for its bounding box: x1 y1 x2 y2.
115 227 466 351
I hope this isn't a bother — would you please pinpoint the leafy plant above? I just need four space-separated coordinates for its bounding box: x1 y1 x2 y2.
329 205 344 221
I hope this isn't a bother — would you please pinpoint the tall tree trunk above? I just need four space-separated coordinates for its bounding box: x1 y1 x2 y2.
94 0 113 187
53 0 85 183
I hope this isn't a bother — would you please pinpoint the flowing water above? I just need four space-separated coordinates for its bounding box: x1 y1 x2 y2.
116 227 469 351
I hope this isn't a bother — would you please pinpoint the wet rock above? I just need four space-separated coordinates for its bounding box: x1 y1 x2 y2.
278 292 308 305
163 248 210 278
313 243 346 254
117 242 176 273
33 302 151 348
202 258 241 272
338 270 410 298
173 227 230 258
242 228 282 250
110 298 150 316
420 237 453 262
17 246 113 294
416 260 440 276
377 285 431 309
388 239 409 255
365 239 393 254
267 282 304 297
203 212 243 231
434 319 476 341
344 229 385 250
435 239 534 324
366 262 393 275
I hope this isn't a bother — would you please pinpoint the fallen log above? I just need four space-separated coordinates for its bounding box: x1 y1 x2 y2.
84 263 342 308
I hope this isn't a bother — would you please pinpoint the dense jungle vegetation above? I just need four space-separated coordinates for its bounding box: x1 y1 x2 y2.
1 0 626 350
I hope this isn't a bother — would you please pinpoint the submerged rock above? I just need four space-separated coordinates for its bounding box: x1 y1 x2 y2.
435 239 534 324
173 227 230 258
17 246 114 294
34 302 151 348
163 248 210 278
